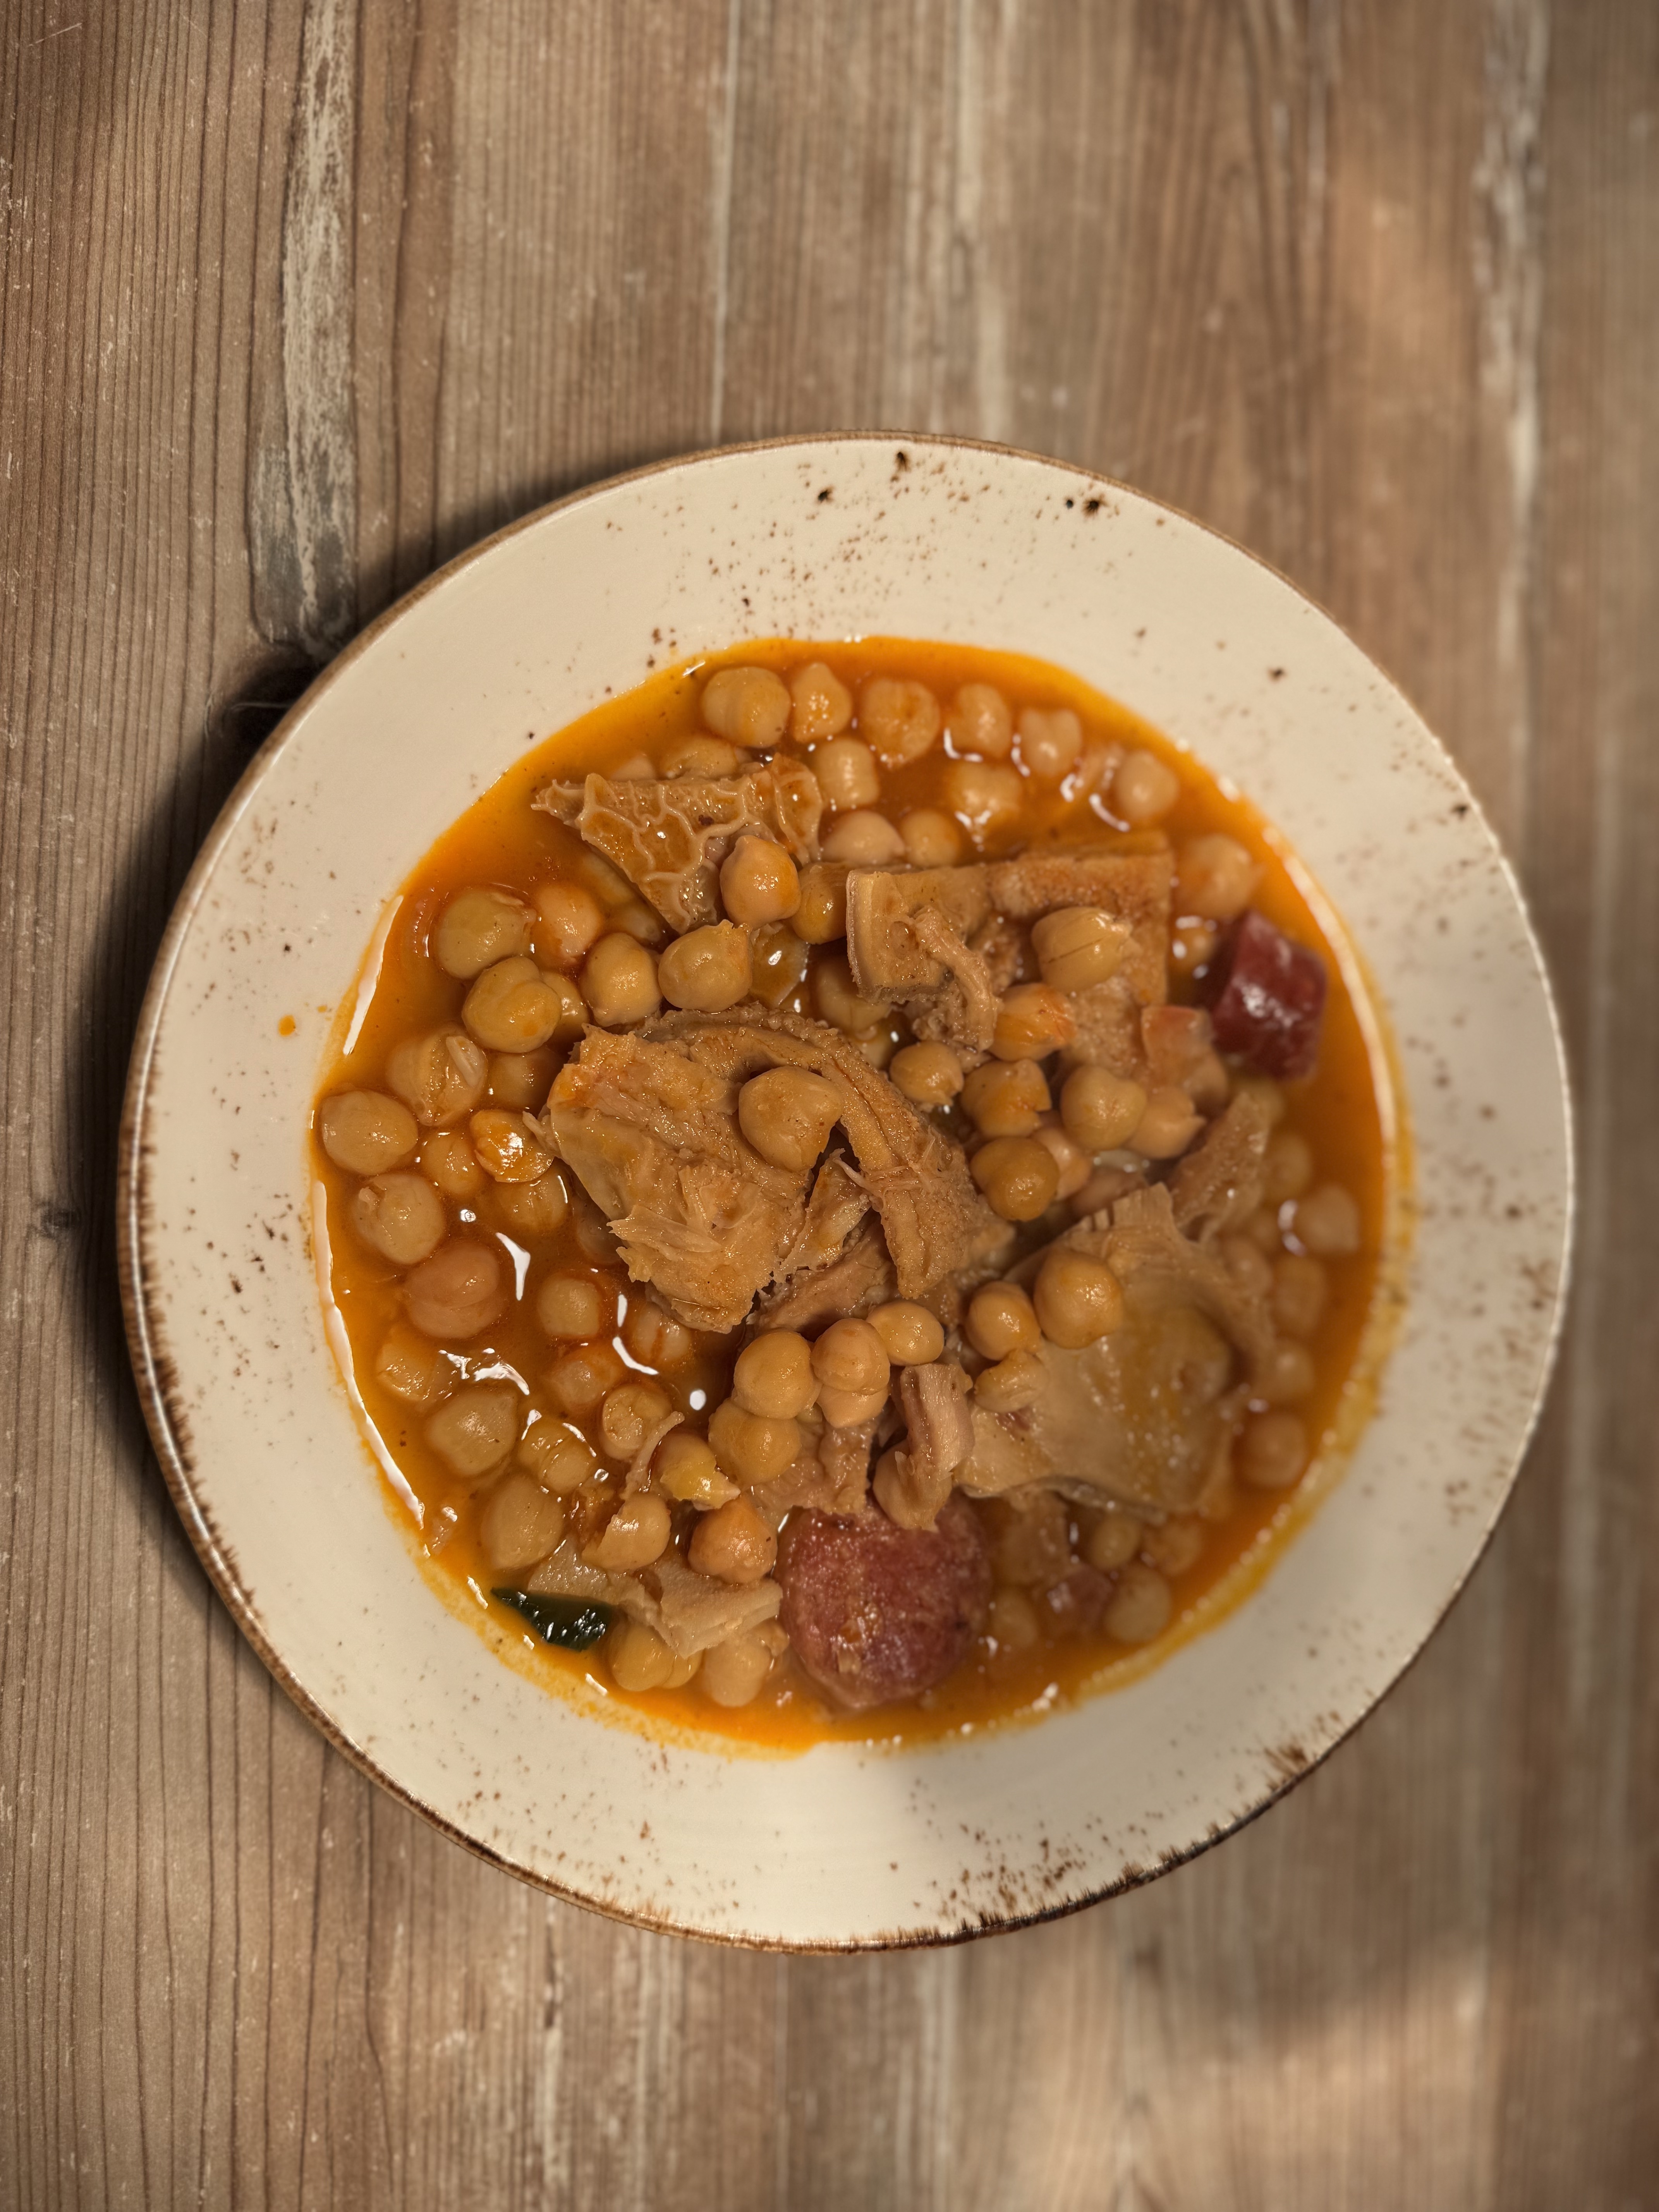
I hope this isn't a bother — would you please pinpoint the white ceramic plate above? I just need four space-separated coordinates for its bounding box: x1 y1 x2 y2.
120 436 1571 1948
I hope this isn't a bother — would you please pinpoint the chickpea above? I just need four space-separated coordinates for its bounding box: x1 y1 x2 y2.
1030 908 1131 992
813 951 883 1036
1291 1183 1362 1258
492 1168 570 1238
891 1040 965 1108
823 810 907 867
568 1188 618 1262
1219 1234 1276 1300
791 863 849 944
621 1295 694 1370
425 1383 522 1480
1188 1049 1230 1115
859 1029 900 1072
816 1384 889 1428
462 957 567 1053
708 1398 801 1483
516 1418 598 1492
386 1025 489 1127
605 1618 677 1692
947 683 1013 759
1085 1512 1142 1572
543 972 590 1044
811 736 880 812
658 921 752 1012
479 1471 565 1573
858 675 941 765
962 1058 1049 1137
600 1380 676 1461
788 659 854 742
1255 1340 1316 1405
404 1239 505 1338
719 835 800 925
531 880 605 970
434 886 534 978
1130 1086 1204 1160
318 1090 418 1175
661 733 742 778
869 1301 946 1366
488 1050 556 1110
654 1429 738 1508
1104 1562 1173 1645
701 1631 776 1708
737 1066 842 1171
993 983 1076 1063
975 1348 1045 1412
582 932 661 1027
1262 1129 1315 1205
733 1330 817 1419
701 665 791 749
1032 1123 1090 1199
1033 1248 1124 1348
965 1282 1039 1361
898 807 965 868
1112 748 1182 826
810 1318 890 1398
1141 1516 1205 1578
613 752 654 780
971 1136 1061 1222
585 1492 672 1571
547 1341 627 1416
687 1495 777 1585
988 1587 1041 1653
352 1171 447 1267
749 921 811 1008
1176 833 1259 922
373 1324 455 1410
1240 1410 1310 1489
941 760 1022 839
469 1108 554 1183
574 847 635 910
1273 1253 1329 1339
1015 706 1083 779
610 899 668 950
1169 920 1220 979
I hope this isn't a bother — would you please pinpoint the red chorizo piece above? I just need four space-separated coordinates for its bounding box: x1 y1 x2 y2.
776 1495 993 1709
1203 910 1327 1080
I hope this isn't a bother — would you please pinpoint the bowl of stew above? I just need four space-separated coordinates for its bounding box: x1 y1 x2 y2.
120 435 1570 1947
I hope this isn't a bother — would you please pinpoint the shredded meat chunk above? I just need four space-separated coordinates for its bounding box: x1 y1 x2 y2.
541 1009 993 1331
845 869 1000 1056
532 760 821 930
986 845 1172 1079
1168 1090 1273 1239
959 1185 1273 1515
872 1361 977 1530
844 847 1171 1078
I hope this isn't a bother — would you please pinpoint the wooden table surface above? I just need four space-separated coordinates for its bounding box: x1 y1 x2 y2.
3 2 1655 2204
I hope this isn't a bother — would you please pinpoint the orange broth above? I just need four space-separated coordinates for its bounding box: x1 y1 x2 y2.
312 639 1398 1753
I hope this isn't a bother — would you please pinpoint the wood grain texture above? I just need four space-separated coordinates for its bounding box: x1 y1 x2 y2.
2 1 1653 2205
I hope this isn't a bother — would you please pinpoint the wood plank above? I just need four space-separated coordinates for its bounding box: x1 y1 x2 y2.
1 0 1654 2205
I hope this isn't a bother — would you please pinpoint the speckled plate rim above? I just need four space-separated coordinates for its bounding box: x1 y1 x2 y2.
118 433 1573 1949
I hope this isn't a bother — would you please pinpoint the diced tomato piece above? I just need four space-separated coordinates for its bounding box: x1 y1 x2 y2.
1203 909 1327 1080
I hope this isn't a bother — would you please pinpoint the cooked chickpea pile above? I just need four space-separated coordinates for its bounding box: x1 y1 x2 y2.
316 650 1374 1728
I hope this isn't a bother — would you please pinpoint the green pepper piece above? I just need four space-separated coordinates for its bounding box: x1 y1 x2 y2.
493 1587 614 1651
